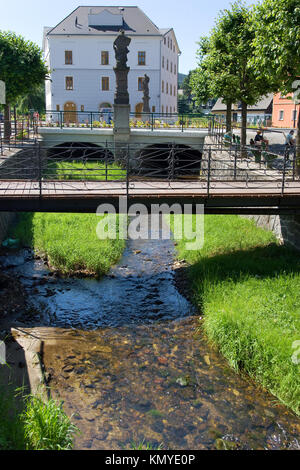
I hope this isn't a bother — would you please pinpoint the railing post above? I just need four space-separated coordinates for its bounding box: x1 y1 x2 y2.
234 144 237 181
60 111 63 129
168 143 176 181
126 144 130 201
36 139 42 198
105 141 108 181
292 146 296 181
207 147 211 197
152 112 154 132
282 149 288 196
91 112 93 130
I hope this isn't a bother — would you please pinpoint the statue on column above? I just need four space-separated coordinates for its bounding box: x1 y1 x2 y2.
142 74 150 113
113 31 131 105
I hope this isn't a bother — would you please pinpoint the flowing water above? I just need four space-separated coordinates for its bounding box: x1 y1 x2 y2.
1 221 300 450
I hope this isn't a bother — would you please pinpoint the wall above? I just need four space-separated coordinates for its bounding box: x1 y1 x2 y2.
0 212 15 243
241 214 300 251
272 93 299 129
46 35 163 114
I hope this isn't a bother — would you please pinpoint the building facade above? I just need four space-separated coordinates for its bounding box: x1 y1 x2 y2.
211 95 273 126
43 6 180 121
272 93 299 129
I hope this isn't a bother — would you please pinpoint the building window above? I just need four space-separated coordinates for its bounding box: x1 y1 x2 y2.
81 105 84 112
168 37 169 48
162 56 164 68
170 39 172 49
101 51 109 65
166 106 169 114
152 106 156 113
56 105 60 111
174 64 176 74
138 77 144 91
170 84 172 95
162 105 164 113
65 51 73 65
65 76 73 90
292 109 297 122
167 59 169 71
164 37 166 45
279 110 284 121
171 62 173 73
102 77 109 91
174 86 176 96
173 45 175 53
166 83 169 94
138 51 146 65
162 80 164 93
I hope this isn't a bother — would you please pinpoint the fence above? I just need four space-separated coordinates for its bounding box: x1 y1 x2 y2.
36 111 216 132
0 140 299 199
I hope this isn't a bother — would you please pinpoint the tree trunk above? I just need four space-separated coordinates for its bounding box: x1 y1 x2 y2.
241 100 247 156
226 101 232 132
296 108 300 177
3 104 11 141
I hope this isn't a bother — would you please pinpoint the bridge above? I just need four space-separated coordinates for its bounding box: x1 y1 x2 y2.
0 135 299 215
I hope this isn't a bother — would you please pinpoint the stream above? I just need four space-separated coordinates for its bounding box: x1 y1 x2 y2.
1 220 300 450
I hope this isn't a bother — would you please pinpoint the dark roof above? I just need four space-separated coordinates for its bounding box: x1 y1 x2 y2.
212 95 273 112
47 6 163 36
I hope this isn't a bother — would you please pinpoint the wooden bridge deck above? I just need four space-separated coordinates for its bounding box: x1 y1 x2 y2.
0 179 300 214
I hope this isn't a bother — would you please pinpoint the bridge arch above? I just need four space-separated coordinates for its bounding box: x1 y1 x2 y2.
134 143 202 178
47 141 114 162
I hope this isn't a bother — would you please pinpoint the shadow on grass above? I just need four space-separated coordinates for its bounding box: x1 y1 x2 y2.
186 243 300 302
8 213 35 248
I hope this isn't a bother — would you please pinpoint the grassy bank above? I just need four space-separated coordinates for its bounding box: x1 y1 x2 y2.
0 383 77 450
173 215 300 415
11 213 126 276
44 160 126 181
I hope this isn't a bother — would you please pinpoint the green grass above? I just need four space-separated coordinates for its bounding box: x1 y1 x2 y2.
22 395 78 450
0 383 25 450
0 384 77 450
44 160 126 181
11 212 126 276
172 215 300 415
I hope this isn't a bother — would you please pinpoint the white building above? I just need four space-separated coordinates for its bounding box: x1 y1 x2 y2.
43 6 180 121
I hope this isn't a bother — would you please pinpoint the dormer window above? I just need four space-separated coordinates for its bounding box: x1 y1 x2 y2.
88 10 123 28
65 51 73 65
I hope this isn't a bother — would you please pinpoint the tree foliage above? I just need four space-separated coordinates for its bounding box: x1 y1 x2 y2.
252 0 300 93
0 31 48 105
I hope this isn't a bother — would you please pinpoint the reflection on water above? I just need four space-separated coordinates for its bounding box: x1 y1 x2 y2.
1 219 300 450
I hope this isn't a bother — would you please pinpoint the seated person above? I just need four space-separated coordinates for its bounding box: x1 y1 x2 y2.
223 131 232 145
254 129 269 148
285 130 295 147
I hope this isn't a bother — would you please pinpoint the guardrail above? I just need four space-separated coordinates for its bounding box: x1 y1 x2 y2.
0 140 299 199
36 111 216 132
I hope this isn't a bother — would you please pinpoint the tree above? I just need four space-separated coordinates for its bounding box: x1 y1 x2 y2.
191 35 237 132
252 0 300 168
0 31 48 139
16 84 46 116
191 2 274 147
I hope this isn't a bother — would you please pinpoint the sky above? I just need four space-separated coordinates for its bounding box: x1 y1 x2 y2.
0 0 258 74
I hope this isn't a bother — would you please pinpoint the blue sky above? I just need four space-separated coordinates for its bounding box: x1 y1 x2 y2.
1 0 258 74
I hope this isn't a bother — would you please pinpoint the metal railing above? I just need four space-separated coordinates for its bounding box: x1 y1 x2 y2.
36 111 216 132
0 140 299 199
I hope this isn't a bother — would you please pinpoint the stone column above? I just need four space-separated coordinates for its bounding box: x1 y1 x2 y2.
113 31 131 161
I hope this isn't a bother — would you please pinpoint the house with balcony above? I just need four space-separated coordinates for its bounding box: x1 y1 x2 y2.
43 6 180 122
